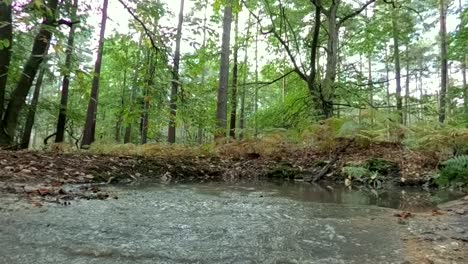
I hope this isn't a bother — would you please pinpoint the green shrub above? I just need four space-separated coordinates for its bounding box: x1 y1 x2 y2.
437 155 468 186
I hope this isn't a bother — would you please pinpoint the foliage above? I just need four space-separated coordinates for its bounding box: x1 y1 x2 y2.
437 155 468 186
342 165 382 188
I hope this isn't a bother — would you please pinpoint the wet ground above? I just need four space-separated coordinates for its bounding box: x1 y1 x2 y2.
0 181 464 264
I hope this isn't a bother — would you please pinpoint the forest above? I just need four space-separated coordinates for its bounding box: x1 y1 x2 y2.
1 0 468 262
0 0 464 148
1 0 468 183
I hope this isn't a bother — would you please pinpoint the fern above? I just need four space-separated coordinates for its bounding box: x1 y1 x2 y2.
342 166 370 180
437 155 468 186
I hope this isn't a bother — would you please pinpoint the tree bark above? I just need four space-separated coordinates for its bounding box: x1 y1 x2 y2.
115 65 127 142
0 1 12 120
368 53 373 123
81 0 108 148
239 14 251 140
123 35 143 144
20 67 46 149
463 57 467 115
55 0 78 143
215 0 233 140
438 0 448 123
1 0 58 147
229 13 239 139
322 3 339 118
168 0 184 143
392 4 403 123
404 45 410 125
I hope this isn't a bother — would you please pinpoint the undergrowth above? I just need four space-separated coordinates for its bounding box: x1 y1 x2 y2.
436 155 468 186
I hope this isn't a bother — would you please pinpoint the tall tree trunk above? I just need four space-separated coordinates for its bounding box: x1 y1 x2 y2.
321 4 339 118
20 67 46 149
115 66 127 142
463 57 467 115
239 14 251 140
438 0 448 123
123 35 143 144
140 51 155 145
229 13 239 139
392 4 403 123
404 45 410 125
215 0 233 140
81 0 108 147
0 1 12 121
55 0 78 143
140 97 149 144
1 0 58 147
368 53 373 123
254 16 259 137
168 0 184 143
197 0 209 144
385 46 391 108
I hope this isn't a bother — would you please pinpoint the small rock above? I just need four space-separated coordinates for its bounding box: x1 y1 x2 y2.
455 209 466 215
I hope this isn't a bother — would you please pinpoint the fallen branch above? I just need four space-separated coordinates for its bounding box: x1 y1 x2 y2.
306 138 355 183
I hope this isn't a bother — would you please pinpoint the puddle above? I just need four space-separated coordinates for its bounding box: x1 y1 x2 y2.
0 180 463 263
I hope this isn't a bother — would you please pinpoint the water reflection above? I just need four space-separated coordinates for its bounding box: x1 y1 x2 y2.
182 180 464 212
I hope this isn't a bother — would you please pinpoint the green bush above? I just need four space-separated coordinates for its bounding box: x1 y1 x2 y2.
437 155 468 186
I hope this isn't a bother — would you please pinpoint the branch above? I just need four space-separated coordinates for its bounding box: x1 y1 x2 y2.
54 18 80 27
243 0 308 82
237 69 295 87
339 0 377 25
117 0 160 52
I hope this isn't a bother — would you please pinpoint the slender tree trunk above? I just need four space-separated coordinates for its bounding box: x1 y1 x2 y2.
168 0 185 143
439 0 448 123
254 17 259 137
463 57 468 115
385 46 391 108
215 0 233 140
368 53 373 123
140 98 149 144
0 1 12 121
1 0 58 147
322 4 339 118
197 1 209 144
392 5 403 123
115 66 127 142
56 0 78 143
20 67 46 149
404 45 410 125
229 13 239 139
239 14 251 140
81 0 108 147
141 51 155 145
123 36 143 143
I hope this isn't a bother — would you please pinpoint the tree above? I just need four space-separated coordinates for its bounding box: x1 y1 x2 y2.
215 0 233 139
439 0 448 123
1 0 60 147
20 66 47 149
229 13 239 139
56 0 79 143
0 0 12 124
81 0 109 147
168 0 185 143
391 3 403 123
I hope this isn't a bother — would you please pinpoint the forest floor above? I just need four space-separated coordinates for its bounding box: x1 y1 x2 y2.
0 140 440 201
0 141 467 262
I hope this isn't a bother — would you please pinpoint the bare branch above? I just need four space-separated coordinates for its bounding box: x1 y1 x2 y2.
237 69 295 87
338 0 377 25
117 0 160 52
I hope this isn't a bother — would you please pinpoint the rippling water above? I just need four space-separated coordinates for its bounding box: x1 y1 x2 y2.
0 181 461 263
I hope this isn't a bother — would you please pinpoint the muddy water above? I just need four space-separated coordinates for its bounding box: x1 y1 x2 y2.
0 181 461 264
